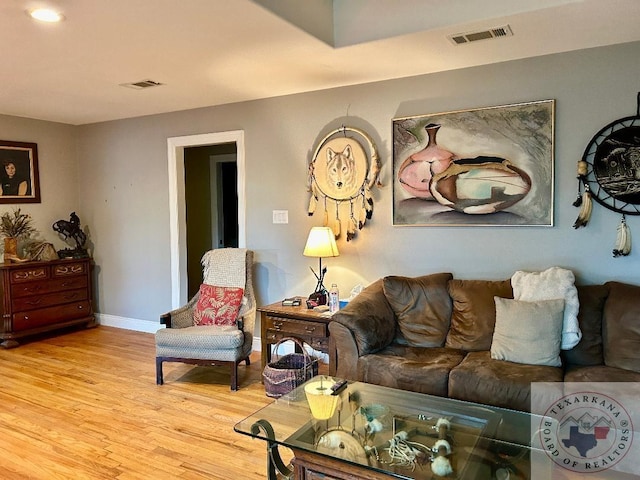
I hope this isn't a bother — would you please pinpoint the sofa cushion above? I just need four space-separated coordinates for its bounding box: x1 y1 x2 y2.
448 351 564 412
445 279 513 351
358 345 465 397
564 364 640 382
603 281 640 373
491 297 564 367
331 279 396 355
382 273 453 347
561 284 609 367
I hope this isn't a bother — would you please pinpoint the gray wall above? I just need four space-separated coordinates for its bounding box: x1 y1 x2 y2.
0 115 78 253
28 41 640 330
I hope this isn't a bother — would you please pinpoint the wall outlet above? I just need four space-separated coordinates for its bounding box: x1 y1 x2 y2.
272 210 288 224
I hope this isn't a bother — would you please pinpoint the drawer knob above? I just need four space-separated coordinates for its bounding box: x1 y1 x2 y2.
305 326 316 333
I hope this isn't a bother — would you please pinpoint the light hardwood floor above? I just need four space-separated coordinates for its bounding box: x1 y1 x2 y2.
0 326 290 479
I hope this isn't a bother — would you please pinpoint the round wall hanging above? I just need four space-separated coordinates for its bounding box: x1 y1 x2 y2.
574 92 640 256
307 126 381 241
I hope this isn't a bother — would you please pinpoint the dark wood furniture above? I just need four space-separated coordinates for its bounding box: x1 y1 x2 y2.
0 258 95 348
258 300 335 375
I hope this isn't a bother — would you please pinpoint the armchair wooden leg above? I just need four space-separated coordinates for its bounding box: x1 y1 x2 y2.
156 357 164 385
231 361 239 391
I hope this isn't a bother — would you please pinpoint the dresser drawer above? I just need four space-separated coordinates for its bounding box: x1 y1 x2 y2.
12 288 88 312
13 301 92 331
53 262 86 277
10 266 49 283
11 276 88 298
265 315 328 337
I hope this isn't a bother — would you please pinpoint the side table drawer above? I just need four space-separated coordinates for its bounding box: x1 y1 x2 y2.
265 315 328 337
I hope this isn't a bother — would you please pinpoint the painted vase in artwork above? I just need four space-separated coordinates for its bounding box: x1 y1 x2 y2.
430 156 532 214
3 237 17 262
397 123 454 199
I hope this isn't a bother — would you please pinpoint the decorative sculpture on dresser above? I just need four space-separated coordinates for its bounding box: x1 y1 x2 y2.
53 211 89 258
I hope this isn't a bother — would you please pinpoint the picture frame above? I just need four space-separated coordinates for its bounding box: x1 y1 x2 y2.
0 140 40 204
392 100 554 226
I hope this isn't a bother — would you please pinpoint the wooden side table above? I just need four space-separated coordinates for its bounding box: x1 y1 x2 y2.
258 300 335 376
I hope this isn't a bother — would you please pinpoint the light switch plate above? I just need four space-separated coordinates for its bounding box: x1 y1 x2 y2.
272 210 288 224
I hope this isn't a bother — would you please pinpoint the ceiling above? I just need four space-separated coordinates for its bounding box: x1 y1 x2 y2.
2 0 640 125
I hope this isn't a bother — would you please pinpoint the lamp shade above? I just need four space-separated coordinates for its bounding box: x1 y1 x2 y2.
304 378 340 420
303 227 339 258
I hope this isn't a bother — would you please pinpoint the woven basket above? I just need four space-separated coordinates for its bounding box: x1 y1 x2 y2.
263 337 319 398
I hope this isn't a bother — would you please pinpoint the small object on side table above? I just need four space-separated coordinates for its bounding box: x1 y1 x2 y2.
282 297 302 307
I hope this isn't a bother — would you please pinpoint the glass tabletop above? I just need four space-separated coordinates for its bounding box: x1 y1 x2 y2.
235 377 549 479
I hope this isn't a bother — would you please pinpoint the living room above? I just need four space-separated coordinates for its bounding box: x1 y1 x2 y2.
1 2 639 332
1 1 640 478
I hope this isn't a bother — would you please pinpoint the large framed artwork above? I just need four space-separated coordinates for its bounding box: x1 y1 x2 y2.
0 140 40 204
392 100 554 226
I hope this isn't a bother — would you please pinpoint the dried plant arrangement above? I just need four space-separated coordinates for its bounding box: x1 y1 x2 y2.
0 208 36 239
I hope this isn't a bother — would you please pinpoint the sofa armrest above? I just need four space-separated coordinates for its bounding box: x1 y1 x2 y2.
330 279 397 359
329 322 360 380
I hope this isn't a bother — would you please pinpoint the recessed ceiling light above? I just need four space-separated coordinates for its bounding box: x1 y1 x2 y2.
29 8 64 23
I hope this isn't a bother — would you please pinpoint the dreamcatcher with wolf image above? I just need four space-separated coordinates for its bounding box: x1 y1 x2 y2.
307 126 382 241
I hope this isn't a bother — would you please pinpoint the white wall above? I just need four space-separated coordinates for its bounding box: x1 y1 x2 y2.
71 41 640 330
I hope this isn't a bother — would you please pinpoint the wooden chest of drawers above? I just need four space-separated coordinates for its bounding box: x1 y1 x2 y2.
0 258 95 348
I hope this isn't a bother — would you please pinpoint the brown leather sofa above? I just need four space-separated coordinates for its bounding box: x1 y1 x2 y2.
329 273 640 412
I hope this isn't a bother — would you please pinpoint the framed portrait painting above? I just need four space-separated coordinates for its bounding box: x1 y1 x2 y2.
392 100 554 226
0 140 40 204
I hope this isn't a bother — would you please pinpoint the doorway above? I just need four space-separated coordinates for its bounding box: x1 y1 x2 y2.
184 143 238 299
167 131 246 308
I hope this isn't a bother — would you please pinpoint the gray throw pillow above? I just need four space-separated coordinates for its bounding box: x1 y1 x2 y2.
491 297 564 367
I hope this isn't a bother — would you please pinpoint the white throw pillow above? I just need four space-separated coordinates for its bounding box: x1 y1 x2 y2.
491 297 565 367
511 267 581 350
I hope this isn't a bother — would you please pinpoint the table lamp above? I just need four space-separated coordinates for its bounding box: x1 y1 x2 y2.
304 377 340 420
303 226 339 306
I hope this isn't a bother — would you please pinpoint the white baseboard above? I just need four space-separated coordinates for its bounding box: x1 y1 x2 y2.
97 313 161 334
96 313 263 351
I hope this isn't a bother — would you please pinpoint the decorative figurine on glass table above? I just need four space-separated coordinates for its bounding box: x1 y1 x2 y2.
53 212 89 258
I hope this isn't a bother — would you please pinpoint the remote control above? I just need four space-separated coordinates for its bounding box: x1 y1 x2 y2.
331 379 348 395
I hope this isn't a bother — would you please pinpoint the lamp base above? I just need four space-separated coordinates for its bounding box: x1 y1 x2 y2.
307 291 327 309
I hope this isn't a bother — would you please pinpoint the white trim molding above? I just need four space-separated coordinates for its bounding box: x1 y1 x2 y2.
167 131 246 309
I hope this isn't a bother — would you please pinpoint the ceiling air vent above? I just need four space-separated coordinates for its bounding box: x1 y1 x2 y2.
449 25 513 45
120 79 164 90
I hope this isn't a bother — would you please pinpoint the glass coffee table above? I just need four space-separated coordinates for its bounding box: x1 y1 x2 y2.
235 377 552 479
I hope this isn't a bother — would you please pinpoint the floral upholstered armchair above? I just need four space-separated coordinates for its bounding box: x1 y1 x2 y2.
155 248 255 390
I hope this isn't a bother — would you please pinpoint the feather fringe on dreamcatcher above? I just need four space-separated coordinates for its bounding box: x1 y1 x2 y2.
573 160 631 257
613 215 631 257
573 161 592 228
